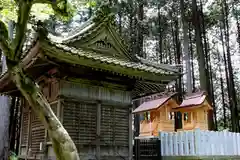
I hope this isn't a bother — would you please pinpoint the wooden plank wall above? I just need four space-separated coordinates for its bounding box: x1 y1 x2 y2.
101 105 129 146
62 100 97 146
19 77 60 159
60 80 131 105
60 80 132 159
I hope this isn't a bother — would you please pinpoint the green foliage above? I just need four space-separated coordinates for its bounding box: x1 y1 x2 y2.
0 0 78 23
86 0 96 8
93 2 116 23
0 0 17 21
9 151 18 160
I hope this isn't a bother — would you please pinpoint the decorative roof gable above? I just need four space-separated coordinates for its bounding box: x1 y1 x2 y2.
52 3 133 61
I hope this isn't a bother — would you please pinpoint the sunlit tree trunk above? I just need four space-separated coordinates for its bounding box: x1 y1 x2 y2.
10 66 79 160
0 1 80 159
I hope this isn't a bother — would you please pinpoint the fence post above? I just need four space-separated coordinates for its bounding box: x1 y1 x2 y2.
227 132 232 155
189 130 195 155
183 131 189 156
222 130 227 155
179 131 184 156
164 132 169 156
233 132 237 155
159 131 164 156
194 128 201 156
237 132 240 155
219 131 224 155
169 132 173 155
209 131 214 156
173 132 178 156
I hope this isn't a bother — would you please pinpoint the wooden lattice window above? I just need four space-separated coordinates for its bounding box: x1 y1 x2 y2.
101 105 129 147
63 101 97 147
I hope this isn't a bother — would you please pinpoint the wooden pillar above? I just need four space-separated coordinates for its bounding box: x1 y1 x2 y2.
96 102 101 160
57 99 61 121
128 107 133 160
25 108 31 160
133 100 140 137
18 99 23 156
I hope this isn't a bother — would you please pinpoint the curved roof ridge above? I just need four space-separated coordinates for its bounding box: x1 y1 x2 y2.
46 2 116 44
135 55 182 73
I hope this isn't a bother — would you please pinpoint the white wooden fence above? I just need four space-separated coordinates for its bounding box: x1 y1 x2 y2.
160 129 240 156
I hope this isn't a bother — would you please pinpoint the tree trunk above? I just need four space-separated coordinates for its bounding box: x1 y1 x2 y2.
188 22 195 91
221 0 239 132
199 1 216 130
192 0 207 90
137 0 144 58
232 2 240 52
10 66 79 160
158 4 163 63
217 49 227 129
180 0 192 94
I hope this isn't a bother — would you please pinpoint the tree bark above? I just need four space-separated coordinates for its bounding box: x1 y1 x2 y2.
221 0 239 132
137 0 144 58
188 22 195 91
217 49 227 129
10 65 79 160
180 0 192 94
192 0 207 90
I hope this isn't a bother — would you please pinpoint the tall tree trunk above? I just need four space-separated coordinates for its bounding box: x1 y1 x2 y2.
208 53 217 130
217 50 227 129
158 4 163 63
188 22 195 91
180 0 192 94
232 2 240 51
192 0 207 90
0 2 80 160
137 0 144 58
173 6 183 130
199 1 216 130
9 66 79 160
221 0 239 132
220 23 233 130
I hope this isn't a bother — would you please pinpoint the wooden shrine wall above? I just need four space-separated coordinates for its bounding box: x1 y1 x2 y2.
59 80 131 105
19 78 59 159
19 79 132 159
60 80 132 160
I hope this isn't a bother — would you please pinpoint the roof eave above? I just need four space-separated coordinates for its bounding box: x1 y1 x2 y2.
40 41 179 83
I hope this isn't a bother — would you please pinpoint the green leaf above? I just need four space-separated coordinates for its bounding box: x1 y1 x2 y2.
86 1 96 7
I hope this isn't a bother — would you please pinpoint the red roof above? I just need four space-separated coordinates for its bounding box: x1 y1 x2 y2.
179 91 206 108
132 93 176 114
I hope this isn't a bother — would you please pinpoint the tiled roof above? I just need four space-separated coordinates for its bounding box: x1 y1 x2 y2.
45 40 178 75
180 94 206 108
19 2 181 79
177 91 207 108
132 93 177 113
